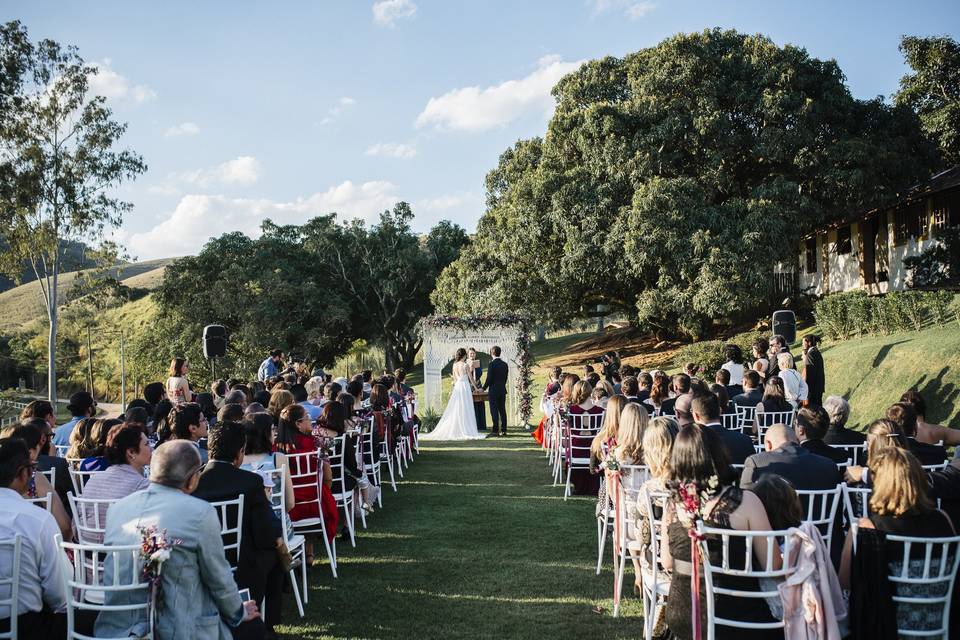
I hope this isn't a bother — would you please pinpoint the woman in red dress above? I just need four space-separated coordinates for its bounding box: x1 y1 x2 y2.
274 404 339 559
567 380 605 496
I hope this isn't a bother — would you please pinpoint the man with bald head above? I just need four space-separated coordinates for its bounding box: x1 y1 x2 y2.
739 423 841 490
96 440 264 640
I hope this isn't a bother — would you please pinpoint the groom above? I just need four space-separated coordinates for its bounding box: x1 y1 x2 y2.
483 345 509 436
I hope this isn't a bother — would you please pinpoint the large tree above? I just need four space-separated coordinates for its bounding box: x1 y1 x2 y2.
0 21 145 403
434 29 937 338
895 35 960 166
303 203 468 370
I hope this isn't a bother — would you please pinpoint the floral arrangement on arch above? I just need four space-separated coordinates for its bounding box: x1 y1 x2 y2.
419 314 535 425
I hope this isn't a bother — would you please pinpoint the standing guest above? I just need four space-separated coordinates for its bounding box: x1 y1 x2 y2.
886 402 946 466
659 374 691 416
821 395 865 445
795 406 849 463
691 393 754 465
801 334 825 407
715 369 742 402
194 421 285 637
767 334 790 379
899 389 960 447
78 424 151 543
661 425 782 639
776 352 808 409
740 424 841 490
53 391 96 447
166 357 194 406
0 422 73 541
258 349 285 383
731 371 763 409
751 338 770 379
95 440 263 640
0 438 78 638
721 344 745 387
166 403 210 463
468 347 487 432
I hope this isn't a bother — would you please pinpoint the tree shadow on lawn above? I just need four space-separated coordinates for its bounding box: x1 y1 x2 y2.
839 340 911 403
910 367 959 427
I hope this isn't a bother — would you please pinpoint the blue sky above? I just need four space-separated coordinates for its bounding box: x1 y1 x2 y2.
5 0 959 259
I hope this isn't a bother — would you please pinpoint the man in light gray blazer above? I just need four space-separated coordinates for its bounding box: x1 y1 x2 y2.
94 440 263 640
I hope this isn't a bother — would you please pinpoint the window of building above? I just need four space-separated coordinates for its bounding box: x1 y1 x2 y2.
836 225 852 255
804 237 817 274
894 202 926 245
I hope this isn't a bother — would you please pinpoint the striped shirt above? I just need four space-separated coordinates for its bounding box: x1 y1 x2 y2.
79 465 150 543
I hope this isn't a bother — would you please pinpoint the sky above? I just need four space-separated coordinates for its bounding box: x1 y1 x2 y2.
4 0 959 260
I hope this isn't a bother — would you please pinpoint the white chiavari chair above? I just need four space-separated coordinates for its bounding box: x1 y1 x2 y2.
563 412 605 500
0 535 22 640
285 449 337 578
209 495 244 575
264 466 307 617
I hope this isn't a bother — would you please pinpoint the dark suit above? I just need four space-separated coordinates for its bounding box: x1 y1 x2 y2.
701 422 755 465
636 389 651 404
193 460 283 628
928 459 960 528
731 388 762 409
484 358 509 434
659 397 677 416
725 384 744 400
801 439 850 464
823 425 866 446
802 346 825 407
740 442 841 490
908 438 947 466
767 347 791 379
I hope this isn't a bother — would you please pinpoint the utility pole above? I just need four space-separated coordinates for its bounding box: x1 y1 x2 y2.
86 325 94 393
119 329 126 412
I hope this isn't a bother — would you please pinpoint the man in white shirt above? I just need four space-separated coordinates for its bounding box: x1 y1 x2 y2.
0 438 79 638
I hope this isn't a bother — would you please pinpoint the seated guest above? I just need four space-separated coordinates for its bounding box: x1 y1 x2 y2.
0 422 73 541
708 383 736 418
291 384 320 421
52 391 96 447
268 390 296 426
740 424 841 490
590 395 626 473
166 403 209 463
196 392 219 427
21 415 74 518
839 447 955 589
95 440 263 639
731 371 763 409
644 372 671 415
796 406 850 464
194 421 285 636
673 394 695 428
80 424 151 543
303 376 325 408
899 389 960 447
753 376 793 435
776 352 808 409
151 399 173 440
212 379 228 409
691 393 754 465
67 417 122 470
122 405 150 431
241 412 298 511
843 418 908 485
751 474 803 531
620 376 641 404
142 381 167 416
637 372 653 404
0 438 80 638
659 374 691 416
821 395 864 445
721 343 746 387
223 389 249 410
661 425 781 638
887 402 946 466
568 380 604 496
927 455 960 529
218 402 246 424
715 368 742 402
592 380 615 409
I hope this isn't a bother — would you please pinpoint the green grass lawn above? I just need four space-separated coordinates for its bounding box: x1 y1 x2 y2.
277 435 643 639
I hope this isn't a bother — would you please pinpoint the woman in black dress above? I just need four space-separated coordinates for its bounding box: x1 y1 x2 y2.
661 425 782 640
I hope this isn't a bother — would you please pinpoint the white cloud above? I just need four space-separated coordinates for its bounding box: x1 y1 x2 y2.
418 194 468 210
88 60 156 104
415 55 584 132
588 0 657 20
372 0 417 26
119 181 400 259
318 96 356 125
366 142 417 159
164 122 200 137
174 156 261 187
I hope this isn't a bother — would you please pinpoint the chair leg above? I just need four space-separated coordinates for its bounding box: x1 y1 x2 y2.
386 455 397 491
596 514 608 575
346 500 356 547
301 552 309 603
290 568 305 617
564 467 571 500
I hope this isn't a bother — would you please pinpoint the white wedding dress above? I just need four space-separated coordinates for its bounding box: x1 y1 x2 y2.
420 360 485 441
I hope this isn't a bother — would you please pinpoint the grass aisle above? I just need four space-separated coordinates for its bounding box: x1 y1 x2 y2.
278 433 644 639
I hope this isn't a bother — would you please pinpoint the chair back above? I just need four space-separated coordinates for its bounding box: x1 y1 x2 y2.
55 444 71 457
842 485 872 525
885 533 960 638
736 405 756 432
795 485 842 547
284 449 322 516
57 535 152 640
0 535 22 637
567 412 604 469
209 495 244 574
756 411 795 443
69 493 119 545
615 464 650 529
329 435 351 501
24 493 53 512
923 461 949 472
262 466 286 517
641 488 670 576
832 443 865 466
696 522 799 640
721 413 740 431
38 466 56 487
69 468 104 496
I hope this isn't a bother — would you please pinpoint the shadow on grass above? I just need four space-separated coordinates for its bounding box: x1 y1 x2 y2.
910 366 959 427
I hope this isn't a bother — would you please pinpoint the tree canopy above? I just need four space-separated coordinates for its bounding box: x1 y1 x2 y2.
433 29 938 338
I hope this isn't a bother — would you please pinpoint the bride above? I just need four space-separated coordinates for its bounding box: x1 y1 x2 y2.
420 348 486 441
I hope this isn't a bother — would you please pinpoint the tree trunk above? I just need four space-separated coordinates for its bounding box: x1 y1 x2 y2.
385 336 419 372
47 250 59 406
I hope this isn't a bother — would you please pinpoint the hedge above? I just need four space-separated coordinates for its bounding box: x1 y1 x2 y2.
813 289 959 340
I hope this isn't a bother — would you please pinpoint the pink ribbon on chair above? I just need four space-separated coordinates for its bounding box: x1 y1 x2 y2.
610 470 624 608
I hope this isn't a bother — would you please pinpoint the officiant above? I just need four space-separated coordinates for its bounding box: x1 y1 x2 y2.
468 348 487 431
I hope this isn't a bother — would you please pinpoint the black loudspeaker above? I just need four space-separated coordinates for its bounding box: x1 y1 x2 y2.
771 310 797 345
203 325 227 359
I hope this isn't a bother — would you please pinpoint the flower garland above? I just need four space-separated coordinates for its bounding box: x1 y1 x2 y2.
419 314 535 425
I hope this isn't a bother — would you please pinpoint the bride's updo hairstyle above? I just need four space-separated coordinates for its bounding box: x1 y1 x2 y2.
454 348 467 362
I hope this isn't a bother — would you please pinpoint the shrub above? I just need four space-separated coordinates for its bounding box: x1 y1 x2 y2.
927 290 955 327
814 292 856 340
673 339 726 374
421 407 441 433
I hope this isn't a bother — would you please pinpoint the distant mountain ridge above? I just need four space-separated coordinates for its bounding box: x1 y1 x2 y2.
0 239 92 293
